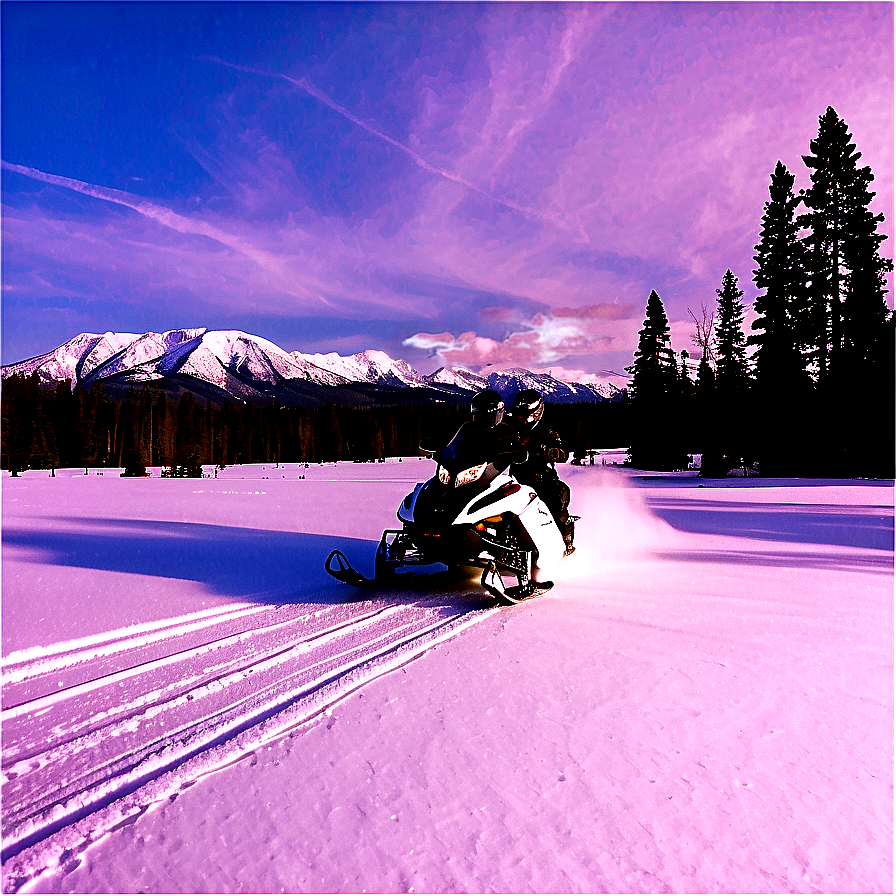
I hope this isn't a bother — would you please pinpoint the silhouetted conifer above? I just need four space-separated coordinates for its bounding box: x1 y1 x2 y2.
800 108 893 381
628 291 677 401
799 107 894 474
752 162 811 391
714 271 749 397
627 291 688 470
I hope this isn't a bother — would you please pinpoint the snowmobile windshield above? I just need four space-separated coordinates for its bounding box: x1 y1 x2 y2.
440 422 493 470
437 421 523 488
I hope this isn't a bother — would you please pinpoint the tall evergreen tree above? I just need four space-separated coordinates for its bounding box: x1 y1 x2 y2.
751 162 810 391
699 271 752 476
799 107 894 474
627 291 688 470
627 290 678 401
750 164 817 474
714 270 749 396
799 107 894 385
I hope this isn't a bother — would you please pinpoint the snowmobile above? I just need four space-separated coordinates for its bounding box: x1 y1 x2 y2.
325 429 568 603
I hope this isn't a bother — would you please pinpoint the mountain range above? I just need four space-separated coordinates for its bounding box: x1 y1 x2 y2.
1 328 625 408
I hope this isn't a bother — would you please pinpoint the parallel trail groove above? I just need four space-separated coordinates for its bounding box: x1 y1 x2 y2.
1 592 495 870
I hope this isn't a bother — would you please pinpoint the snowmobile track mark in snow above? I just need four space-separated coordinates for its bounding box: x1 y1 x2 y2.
1 598 499 889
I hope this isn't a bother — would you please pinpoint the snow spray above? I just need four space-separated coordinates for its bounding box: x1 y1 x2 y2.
559 467 674 578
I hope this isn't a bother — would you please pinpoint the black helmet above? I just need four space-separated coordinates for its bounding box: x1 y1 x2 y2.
470 389 505 427
510 389 545 429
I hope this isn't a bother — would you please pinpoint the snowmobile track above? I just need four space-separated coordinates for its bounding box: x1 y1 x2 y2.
1 595 498 889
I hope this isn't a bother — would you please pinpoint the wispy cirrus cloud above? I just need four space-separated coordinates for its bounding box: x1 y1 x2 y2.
205 57 567 230
1 160 332 306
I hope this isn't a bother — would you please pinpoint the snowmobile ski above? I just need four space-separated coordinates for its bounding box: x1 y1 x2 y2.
325 550 377 589
480 561 554 604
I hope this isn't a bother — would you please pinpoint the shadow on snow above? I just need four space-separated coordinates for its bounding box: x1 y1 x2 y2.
645 498 894 553
2 518 486 607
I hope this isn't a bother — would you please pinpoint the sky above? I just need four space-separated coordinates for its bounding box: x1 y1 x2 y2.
1 2 893 384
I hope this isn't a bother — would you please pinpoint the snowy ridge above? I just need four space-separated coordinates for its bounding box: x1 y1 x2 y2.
301 349 425 388
485 367 620 403
2 332 141 384
2 329 623 403
1 594 497 888
422 366 488 391
1 329 350 395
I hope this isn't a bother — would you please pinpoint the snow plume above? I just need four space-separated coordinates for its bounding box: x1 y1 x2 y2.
560 467 675 577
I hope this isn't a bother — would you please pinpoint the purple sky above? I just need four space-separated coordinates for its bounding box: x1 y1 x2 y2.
2 2 893 384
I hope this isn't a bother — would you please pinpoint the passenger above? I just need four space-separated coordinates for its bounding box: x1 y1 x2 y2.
507 389 575 555
441 389 525 472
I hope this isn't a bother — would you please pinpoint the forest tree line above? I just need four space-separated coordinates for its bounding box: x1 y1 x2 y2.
0 373 633 476
626 107 894 478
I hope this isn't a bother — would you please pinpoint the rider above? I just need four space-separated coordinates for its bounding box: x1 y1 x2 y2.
441 389 525 472
507 389 575 554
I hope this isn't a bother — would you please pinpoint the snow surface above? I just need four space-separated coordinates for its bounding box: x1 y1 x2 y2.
1 461 892 894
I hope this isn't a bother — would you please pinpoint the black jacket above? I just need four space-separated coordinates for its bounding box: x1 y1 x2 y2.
511 422 567 483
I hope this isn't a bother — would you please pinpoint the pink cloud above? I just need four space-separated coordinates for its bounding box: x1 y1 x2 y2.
552 303 636 322
404 310 615 371
479 306 525 325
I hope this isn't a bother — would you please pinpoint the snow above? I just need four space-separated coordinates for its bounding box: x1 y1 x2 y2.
1 329 352 392
2 332 140 384
197 331 339 385
1 461 892 893
302 350 425 387
423 366 489 392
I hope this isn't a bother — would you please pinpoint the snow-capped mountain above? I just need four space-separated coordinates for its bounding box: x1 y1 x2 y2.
299 349 424 388
4 331 143 384
484 368 623 404
422 366 489 392
2 329 623 406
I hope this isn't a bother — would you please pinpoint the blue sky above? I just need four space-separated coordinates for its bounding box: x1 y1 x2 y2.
2 2 892 383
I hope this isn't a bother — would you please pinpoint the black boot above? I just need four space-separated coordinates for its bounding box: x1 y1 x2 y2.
562 518 575 556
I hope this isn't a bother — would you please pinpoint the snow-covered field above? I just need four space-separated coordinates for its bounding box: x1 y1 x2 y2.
2 459 893 894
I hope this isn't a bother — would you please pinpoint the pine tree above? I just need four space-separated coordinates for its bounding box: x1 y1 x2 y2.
799 107 894 474
751 162 810 392
626 291 688 470
714 270 749 397
698 271 751 476
799 107 894 385
695 355 715 397
677 350 694 400
627 290 678 402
